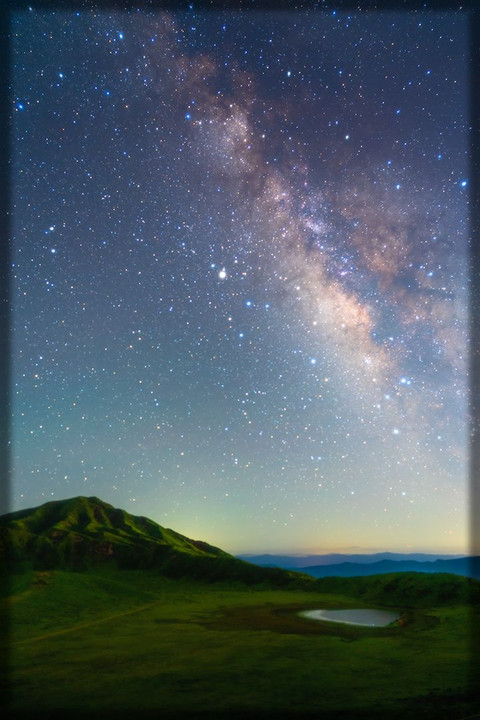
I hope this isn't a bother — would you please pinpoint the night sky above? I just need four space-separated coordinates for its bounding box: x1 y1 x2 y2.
10 8 470 554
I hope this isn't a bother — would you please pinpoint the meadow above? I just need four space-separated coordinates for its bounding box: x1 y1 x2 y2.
3 567 478 719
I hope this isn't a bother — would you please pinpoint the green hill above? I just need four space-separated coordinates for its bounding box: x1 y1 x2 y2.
0 496 305 587
312 571 480 608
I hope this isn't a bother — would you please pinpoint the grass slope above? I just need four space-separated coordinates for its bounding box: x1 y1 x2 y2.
3 568 479 720
0 496 305 586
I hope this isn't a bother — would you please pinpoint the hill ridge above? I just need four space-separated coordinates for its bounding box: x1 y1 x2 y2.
0 496 305 587
297 557 480 580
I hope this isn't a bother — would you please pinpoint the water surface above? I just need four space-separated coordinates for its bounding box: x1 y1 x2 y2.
300 608 400 627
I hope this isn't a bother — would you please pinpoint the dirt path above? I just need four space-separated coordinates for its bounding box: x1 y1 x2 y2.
10 601 159 646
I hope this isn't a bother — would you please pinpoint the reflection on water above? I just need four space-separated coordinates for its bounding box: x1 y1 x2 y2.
300 608 400 627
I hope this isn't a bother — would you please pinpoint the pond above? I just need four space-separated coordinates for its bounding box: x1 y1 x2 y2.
299 608 400 627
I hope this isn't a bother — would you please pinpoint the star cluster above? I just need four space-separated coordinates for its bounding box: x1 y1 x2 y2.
11 9 469 553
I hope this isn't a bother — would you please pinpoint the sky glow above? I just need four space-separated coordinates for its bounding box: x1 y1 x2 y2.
11 9 469 554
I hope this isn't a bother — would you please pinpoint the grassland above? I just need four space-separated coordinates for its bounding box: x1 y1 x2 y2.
3 567 479 720
2 497 478 718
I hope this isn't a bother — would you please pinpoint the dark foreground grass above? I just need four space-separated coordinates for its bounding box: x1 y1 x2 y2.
2 568 479 720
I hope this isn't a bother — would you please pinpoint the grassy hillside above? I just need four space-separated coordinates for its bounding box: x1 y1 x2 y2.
312 571 480 608
0 495 227 557
0 496 306 587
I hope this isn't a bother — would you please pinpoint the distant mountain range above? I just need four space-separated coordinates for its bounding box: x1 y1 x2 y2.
238 553 480 580
238 552 466 567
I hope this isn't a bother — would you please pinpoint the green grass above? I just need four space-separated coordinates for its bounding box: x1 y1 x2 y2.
3 568 479 719
2 497 478 718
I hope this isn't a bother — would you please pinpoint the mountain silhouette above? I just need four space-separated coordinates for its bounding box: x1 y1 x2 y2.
238 552 466 567
297 557 480 580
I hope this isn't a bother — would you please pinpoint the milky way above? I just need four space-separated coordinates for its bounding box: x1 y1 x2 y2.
11 9 469 553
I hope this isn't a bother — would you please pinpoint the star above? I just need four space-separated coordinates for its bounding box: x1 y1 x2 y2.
9 8 469 556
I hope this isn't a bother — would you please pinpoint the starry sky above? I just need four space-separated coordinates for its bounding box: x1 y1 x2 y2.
10 7 470 555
